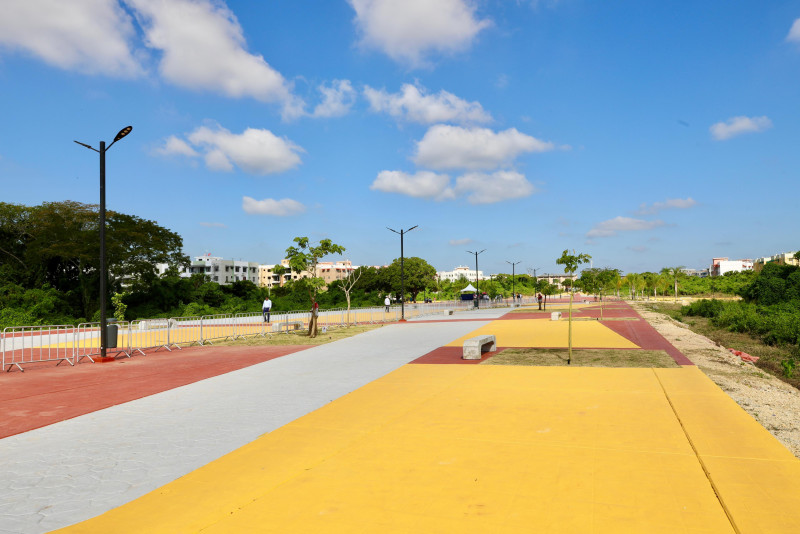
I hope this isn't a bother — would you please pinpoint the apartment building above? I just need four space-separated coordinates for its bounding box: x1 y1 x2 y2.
437 265 486 282
710 257 753 277
753 251 800 272
156 255 259 285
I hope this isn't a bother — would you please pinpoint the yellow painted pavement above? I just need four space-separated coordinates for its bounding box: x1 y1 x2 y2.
55 363 800 534
445 318 640 349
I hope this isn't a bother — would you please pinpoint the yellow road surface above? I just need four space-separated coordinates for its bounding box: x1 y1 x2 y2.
55 364 800 534
445 318 640 349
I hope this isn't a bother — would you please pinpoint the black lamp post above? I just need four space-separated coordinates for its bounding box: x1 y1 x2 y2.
506 260 520 306
74 126 132 360
466 249 486 308
387 225 417 321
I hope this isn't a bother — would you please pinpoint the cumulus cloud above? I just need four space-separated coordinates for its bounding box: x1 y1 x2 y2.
370 170 452 199
0 0 143 76
453 171 535 204
370 169 535 204
636 197 697 215
788 18 800 42
127 0 303 119
154 136 199 157
311 80 357 118
348 0 491 67
449 238 473 246
242 196 306 216
710 116 772 141
414 125 555 170
586 217 665 238
156 124 303 175
364 83 491 124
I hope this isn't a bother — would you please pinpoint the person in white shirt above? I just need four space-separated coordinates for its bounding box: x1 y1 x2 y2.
384 296 391 312
262 297 272 322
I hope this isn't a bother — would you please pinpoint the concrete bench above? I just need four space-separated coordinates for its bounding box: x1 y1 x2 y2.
137 319 173 330
462 334 496 360
551 312 562 321
272 321 304 333
443 309 453 316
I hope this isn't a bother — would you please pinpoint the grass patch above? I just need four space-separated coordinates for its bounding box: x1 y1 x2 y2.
483 348 679 367
209 324 384 347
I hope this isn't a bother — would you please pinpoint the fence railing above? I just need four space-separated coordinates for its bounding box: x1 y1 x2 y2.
1 298 527 371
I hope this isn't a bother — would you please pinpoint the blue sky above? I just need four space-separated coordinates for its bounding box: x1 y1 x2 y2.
2 0 799 276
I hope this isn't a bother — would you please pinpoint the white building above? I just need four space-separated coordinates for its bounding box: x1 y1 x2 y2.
710 257 753 277
156 255 260 285
437 265 486 283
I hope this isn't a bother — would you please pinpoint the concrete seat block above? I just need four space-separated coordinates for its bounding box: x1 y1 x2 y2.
462 334 496 360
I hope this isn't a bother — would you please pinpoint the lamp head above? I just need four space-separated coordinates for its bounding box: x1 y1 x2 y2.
114 126 132 142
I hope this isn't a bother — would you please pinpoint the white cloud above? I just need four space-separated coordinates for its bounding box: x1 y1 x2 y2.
311 80 357 118
449 238 473 246
126 0 303 119
586 217 665 238
348 0 491 67
0 0 142 76
453 170 535 204
709 116 772 141
242 196 306 216
788 18 800 42
636 197 697 215
154 135 199 157
364 83 491 125
181 125 303 175
414 125 555 170
370 170 452 199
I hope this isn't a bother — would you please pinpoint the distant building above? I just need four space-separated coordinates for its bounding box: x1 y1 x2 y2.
438 265 486 282
536 273 578 289
156 255 259 285
682 268 710 277
710 257 753 277
753 251 799 272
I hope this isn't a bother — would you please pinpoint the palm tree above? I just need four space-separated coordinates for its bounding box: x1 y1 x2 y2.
661 266 685 302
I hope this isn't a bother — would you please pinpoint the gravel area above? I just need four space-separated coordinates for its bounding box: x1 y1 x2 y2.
633 303 800 459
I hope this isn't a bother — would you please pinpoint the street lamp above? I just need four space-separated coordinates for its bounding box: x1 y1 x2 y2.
506 260 520 307
387 225 417 321
74 126 133 360
466 249 486 309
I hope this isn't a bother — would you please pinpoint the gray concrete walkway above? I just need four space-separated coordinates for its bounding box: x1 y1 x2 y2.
0 313 505 534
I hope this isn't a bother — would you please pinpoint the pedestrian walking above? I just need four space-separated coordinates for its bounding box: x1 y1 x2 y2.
262 297 272 322
537 292 543 310
384 295 391 312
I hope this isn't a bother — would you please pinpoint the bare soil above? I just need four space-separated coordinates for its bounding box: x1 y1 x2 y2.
633 302 800 458
484 348 678 368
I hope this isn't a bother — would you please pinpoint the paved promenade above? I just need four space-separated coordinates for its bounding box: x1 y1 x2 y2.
2 303 800 533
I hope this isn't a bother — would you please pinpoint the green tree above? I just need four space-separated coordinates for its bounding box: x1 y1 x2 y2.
383 256 437 302
661 266 685 302
556 249 592 364
285 237 345 338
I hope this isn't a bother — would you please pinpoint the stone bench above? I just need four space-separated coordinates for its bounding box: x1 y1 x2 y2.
443 309 453 316
462 334 496 360
551 312 562 321
272 321 304 333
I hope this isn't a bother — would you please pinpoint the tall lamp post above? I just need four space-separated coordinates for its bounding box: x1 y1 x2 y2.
387 225 417 321
506 260 520 307
466 249 486 308
74 126 133 360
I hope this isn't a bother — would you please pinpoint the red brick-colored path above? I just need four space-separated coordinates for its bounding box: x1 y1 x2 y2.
411 346 504 364
0 345 311 439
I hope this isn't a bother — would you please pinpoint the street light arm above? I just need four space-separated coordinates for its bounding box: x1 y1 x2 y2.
73 140 99 153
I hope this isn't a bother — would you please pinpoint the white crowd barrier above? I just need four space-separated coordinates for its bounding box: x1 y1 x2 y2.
1 325 74 371
2 297 533 371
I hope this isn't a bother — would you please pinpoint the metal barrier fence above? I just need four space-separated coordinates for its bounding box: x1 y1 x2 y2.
168 316 203 348
1 325 74 371
74 322 133 362
2 298 533 371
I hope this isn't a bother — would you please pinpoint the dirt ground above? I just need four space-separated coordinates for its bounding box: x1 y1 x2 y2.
633 303 800 459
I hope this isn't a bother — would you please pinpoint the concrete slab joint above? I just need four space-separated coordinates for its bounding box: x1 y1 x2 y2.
462 334 496 360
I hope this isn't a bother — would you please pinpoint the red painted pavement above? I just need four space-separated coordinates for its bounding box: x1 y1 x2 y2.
0 345 312 439
411 346 504 364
